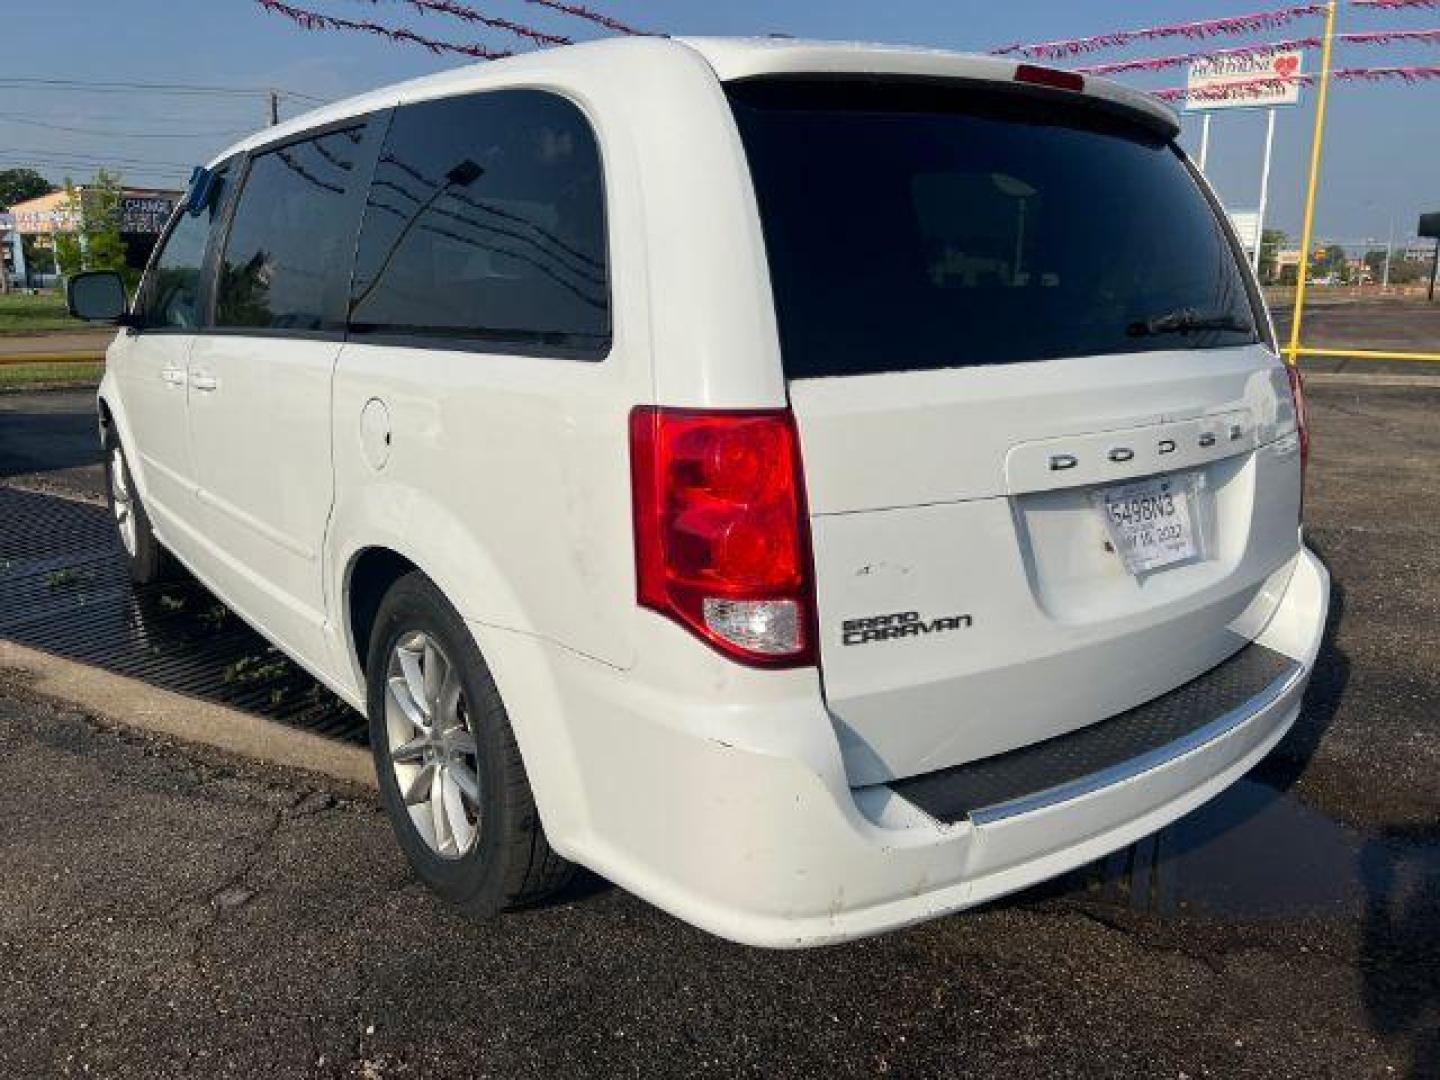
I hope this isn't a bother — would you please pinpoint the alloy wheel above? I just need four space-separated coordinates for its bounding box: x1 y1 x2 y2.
110 448 138 557
384 631 482 859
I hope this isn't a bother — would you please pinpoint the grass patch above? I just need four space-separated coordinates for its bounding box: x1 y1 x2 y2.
0 292 76 333
0 360 104 392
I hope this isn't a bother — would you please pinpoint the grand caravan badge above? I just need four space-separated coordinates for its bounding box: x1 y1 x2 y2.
842 610 973 646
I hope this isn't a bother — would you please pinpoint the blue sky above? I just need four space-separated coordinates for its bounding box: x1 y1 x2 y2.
5 1 1437 246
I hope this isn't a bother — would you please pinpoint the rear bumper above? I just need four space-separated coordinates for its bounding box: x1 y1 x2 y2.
488 547 1329 948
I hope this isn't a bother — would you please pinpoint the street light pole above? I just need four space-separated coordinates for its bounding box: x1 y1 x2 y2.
1252 107 1277 275
1383 216 1394 291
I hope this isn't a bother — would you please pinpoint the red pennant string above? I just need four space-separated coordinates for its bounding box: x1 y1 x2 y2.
359 0 573 46
255 0 514 59
1079 29 1440 77
992 4 1328 60
514 0 643 35
1079 38 1320 76
1151 63 1440 101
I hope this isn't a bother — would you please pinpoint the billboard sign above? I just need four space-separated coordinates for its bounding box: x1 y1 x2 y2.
1227 209 1262 257
1186 49 1305 112
1419 212 1440 240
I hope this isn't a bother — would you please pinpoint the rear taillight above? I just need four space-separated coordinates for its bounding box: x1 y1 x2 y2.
629 407 816 667
1286 363 1310 477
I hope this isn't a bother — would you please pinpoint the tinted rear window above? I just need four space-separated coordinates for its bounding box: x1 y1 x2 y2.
728 80 1260 380
348 89 610 359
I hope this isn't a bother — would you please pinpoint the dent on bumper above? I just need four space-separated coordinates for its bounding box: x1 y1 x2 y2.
512 548 1330 949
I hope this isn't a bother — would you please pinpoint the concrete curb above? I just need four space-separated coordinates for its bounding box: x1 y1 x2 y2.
1302 372 1440 388
0 639 377 788
0 352 104 366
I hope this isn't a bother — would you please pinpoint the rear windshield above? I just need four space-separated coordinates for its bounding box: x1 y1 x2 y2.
727 80 1261 380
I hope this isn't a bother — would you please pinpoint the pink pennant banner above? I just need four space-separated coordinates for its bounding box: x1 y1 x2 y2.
514 0 644 35
360 0 573 47
1152 63 1440 101
255 0 515 59
1079 29 1440 76
991 4 1329 60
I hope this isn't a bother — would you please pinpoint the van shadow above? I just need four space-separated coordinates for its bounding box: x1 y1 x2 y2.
1359 822 1440 1078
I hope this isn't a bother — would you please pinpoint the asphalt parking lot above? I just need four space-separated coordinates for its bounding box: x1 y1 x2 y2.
1 374 1437 1078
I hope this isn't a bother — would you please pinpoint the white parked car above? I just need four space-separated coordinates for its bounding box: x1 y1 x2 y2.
69 37 1328 947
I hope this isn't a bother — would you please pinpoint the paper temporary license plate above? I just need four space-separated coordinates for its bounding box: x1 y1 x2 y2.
1096 475 1198 575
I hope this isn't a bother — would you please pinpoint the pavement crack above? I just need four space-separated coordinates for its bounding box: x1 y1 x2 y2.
1058 902 1227 976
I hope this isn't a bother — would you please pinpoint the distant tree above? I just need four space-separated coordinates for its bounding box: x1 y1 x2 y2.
1258 228 1287 284
53 170 128 279
1311 244 1348 282
54 180 85 277
0 168 53 211
82 169 128 275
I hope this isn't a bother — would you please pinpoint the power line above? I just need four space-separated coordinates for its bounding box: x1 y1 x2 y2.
0 114 250 140
0 76 326 103
0 148 195 169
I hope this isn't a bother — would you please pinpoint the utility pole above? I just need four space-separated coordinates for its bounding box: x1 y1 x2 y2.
268 89 280 126
1382 216 1393 291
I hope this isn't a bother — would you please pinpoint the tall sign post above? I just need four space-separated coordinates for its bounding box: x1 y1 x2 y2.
1420 212 1440 302
1185 47 1306 275
1287 0 1339 366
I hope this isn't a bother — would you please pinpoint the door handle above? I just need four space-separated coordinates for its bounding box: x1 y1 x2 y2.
160 366 186 387
190 373 218 392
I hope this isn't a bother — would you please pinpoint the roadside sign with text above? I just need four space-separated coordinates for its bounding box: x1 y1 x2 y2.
1186 49 1305 112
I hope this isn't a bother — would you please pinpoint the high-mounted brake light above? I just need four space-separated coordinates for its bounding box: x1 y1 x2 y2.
629 407 816 667
1014 64 1086 93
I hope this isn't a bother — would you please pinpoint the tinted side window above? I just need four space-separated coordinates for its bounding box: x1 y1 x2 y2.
349 89 609 358
140 169 228 330
215 128 366 331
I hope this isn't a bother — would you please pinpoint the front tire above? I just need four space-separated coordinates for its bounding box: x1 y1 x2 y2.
365 572 574 914
102 434 177 585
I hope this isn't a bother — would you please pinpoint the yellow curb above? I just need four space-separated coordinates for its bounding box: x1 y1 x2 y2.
0 639 376 789
1293 346 1440 364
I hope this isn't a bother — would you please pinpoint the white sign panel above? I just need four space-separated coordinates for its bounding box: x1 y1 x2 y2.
1228 210 1262 256
1186 49 1305 112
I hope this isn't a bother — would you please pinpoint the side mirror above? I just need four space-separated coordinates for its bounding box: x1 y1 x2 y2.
66 271 130 324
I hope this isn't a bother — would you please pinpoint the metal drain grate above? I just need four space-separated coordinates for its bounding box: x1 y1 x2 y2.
0 485 366 743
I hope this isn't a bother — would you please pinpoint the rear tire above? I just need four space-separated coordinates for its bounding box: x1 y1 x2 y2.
365 572 575 914
102 433 177 585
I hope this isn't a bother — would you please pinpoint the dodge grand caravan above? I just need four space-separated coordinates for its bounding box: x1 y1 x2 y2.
67 37 1328 947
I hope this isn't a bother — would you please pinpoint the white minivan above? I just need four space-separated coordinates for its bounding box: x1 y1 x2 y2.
69 37 1328 947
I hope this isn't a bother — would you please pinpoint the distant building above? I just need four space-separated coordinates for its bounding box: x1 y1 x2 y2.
8 185 182 283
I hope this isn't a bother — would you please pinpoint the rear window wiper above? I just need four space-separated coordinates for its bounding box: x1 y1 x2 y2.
1127 307 1254 338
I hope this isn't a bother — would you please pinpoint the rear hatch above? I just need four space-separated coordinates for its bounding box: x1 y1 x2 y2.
728 75 1304 786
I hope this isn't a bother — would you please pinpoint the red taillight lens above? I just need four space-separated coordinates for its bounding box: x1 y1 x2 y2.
630 407 816 667
1286 363 1310 476
1014 64 1086 93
